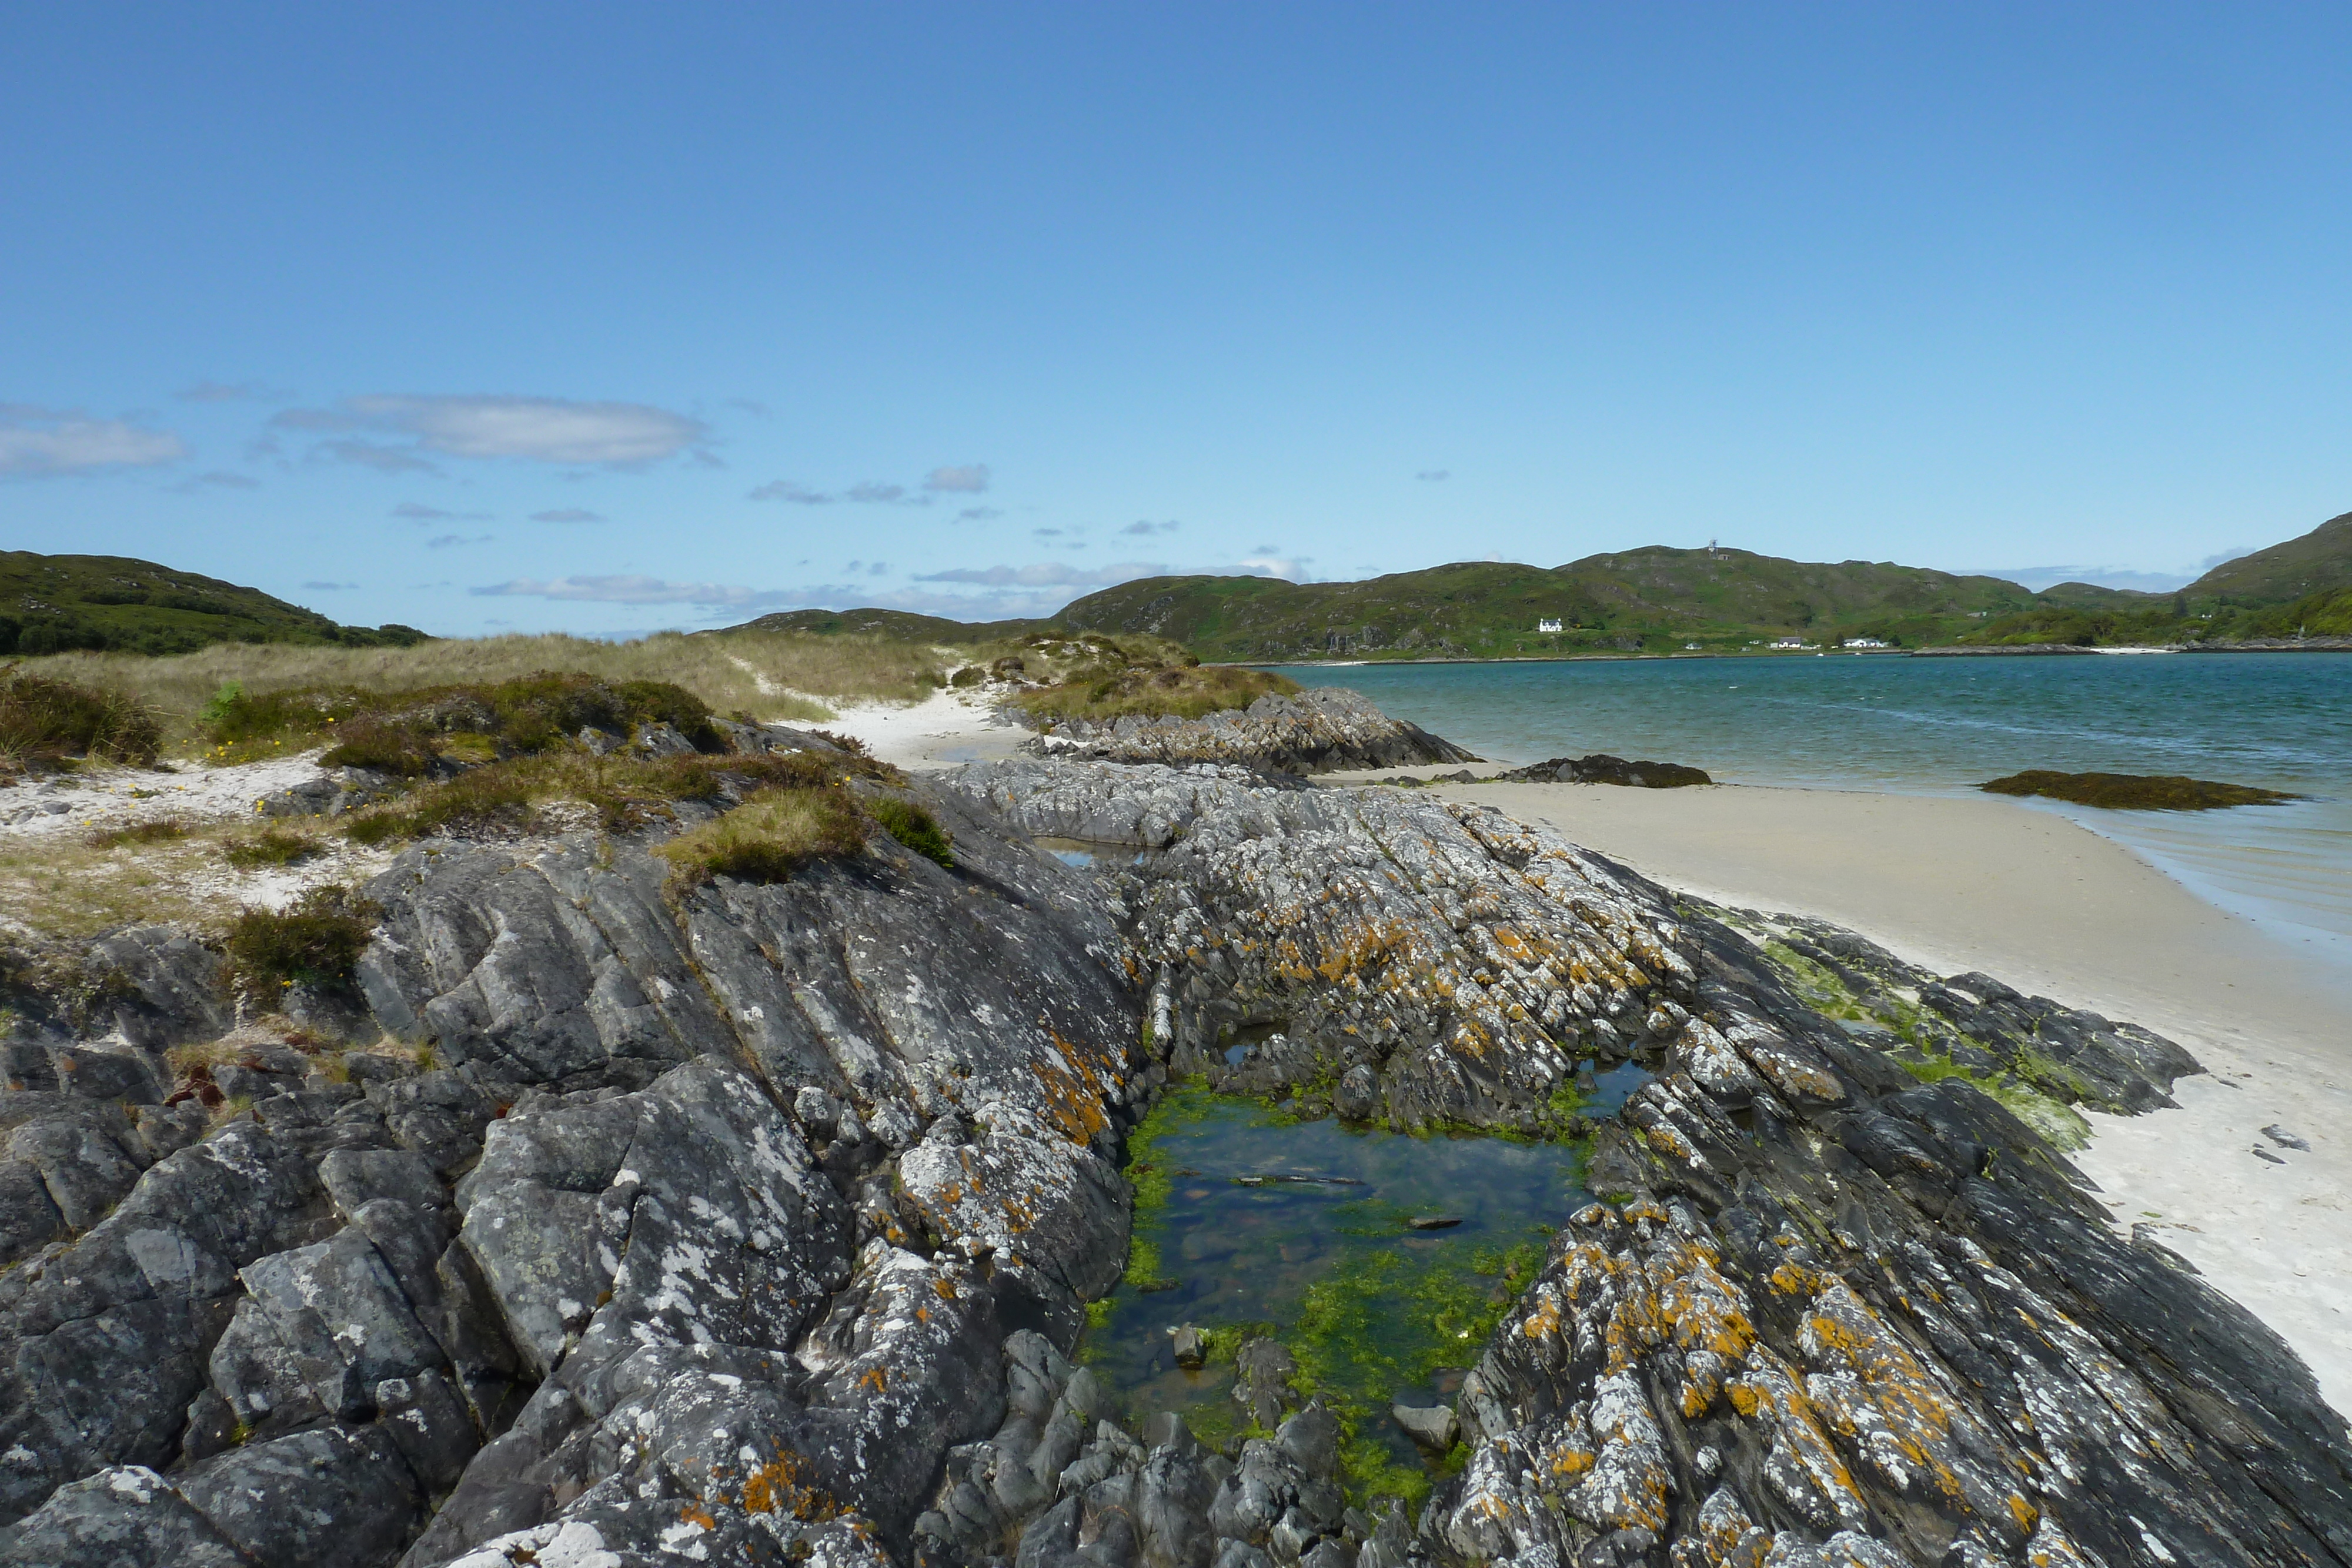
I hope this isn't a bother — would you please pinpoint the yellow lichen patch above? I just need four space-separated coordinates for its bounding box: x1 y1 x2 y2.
739 1448 839 1520
857 1365 887 1393
933 1276 958 1300
1770 1261 1825 1296
1030 1031 1112 1146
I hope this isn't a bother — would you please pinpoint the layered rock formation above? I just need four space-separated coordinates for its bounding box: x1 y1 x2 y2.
1017 688 1476 774
0 738 2346 1568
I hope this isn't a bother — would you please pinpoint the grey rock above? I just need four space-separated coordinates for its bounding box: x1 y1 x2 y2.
1172 1325 1207 1370
175 1425 423 1567
1018 688 1475 775
1388 1401 1456 1453
0 1466 247 1567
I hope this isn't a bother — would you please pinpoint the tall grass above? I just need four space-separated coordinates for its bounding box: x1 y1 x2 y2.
16 630 965 753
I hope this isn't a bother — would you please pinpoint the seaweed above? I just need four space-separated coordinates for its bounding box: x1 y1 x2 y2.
1980 770 2300 811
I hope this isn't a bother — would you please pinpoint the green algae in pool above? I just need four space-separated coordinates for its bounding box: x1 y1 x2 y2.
1083 1065 1649 1507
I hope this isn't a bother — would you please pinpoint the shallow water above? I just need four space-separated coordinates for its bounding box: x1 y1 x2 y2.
1277 654 2352 973
1081 1066 1648 1492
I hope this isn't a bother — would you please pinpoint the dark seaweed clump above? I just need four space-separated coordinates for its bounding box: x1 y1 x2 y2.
1980 769 2301 811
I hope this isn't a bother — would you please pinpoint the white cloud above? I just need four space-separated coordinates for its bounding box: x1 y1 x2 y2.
1416 469 1450 482
914 561 1169 587
1235 556 1311 579
316 439 440 474
1120 519 1179 536
845 482 913 504
302 580 359 590
177 380 285 403
0 406 188 477
924 463 991 493
427 533 493 549
531 508 604 523
472 574 789 607
749 479 832 504
171 470 261 493
278 393 709 467
956 506 1003 521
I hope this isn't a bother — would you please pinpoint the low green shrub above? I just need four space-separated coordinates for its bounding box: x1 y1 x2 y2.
656 787 867 891
0 667 162 767
222 828 323 868
86 817 190 849
1010 663 1301 726
870 797 953 867
222 885 380 1002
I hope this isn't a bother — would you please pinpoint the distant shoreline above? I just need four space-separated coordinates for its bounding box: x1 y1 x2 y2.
1232 638 2352 669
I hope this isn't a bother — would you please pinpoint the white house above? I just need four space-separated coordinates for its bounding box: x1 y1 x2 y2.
1770 636 1808 650
1842 637 1892 650
1537 618 1563 633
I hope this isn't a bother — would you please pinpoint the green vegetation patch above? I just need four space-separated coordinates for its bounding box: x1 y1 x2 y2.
0 550 427 658
1980 770 2300 811
222 827 324 869
86 817 189 850
0 666 162 768
656 785 869 891
869 796 954 868
341 746 873 846
201 671 727 769
1012 661 1302 726
222 885 380 1003
1896 1051 2091 1151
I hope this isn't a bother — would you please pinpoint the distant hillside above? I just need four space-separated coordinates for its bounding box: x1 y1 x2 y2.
1055 548 2042 660
722 607 1034 642
2180 510 2352 604
720 509 2352 660
0 553 426 656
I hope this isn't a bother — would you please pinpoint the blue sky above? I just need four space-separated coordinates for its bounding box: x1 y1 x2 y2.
5 4 2350 634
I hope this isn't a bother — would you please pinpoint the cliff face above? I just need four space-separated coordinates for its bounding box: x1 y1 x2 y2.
0 737 2345 1568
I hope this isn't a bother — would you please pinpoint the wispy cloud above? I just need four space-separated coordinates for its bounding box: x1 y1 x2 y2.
749 477 931 506
427 533 493 549
1120 519 1180 536
530 508 604 523
956 506 1003 521
748 479 832 504
0 405 188 477
177 380 286 403
315 439 440 474
171 470 261 493
924 463 990 493
392 501 492 521
1416 469 1450 482
472 574 793 607
914 561 1168 588
302 580 359 590
276 393 710 468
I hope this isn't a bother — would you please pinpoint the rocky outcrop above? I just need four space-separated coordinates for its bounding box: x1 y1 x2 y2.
1490 755 1713 788
1017 688 1476 775
1 737 2347 1568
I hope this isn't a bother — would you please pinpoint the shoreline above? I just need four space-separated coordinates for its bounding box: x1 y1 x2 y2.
1225 641 2352 668
1413 775 2351 1413
812 693 2350 1413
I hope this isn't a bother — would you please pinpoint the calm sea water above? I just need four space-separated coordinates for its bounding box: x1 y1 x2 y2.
1276 653 2352 971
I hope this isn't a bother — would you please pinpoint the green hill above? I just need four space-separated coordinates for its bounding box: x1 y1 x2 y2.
721 507 2352 660
2180 510 2352 604
1053 548 2042 660
0 553 427 657
722 607 1035 643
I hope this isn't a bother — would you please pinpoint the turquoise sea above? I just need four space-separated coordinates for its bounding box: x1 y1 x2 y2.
1275 653 2352 973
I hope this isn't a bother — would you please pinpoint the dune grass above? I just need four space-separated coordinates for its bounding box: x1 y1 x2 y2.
1004 650 1300 725
14 629 971 754
655 785 871 891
